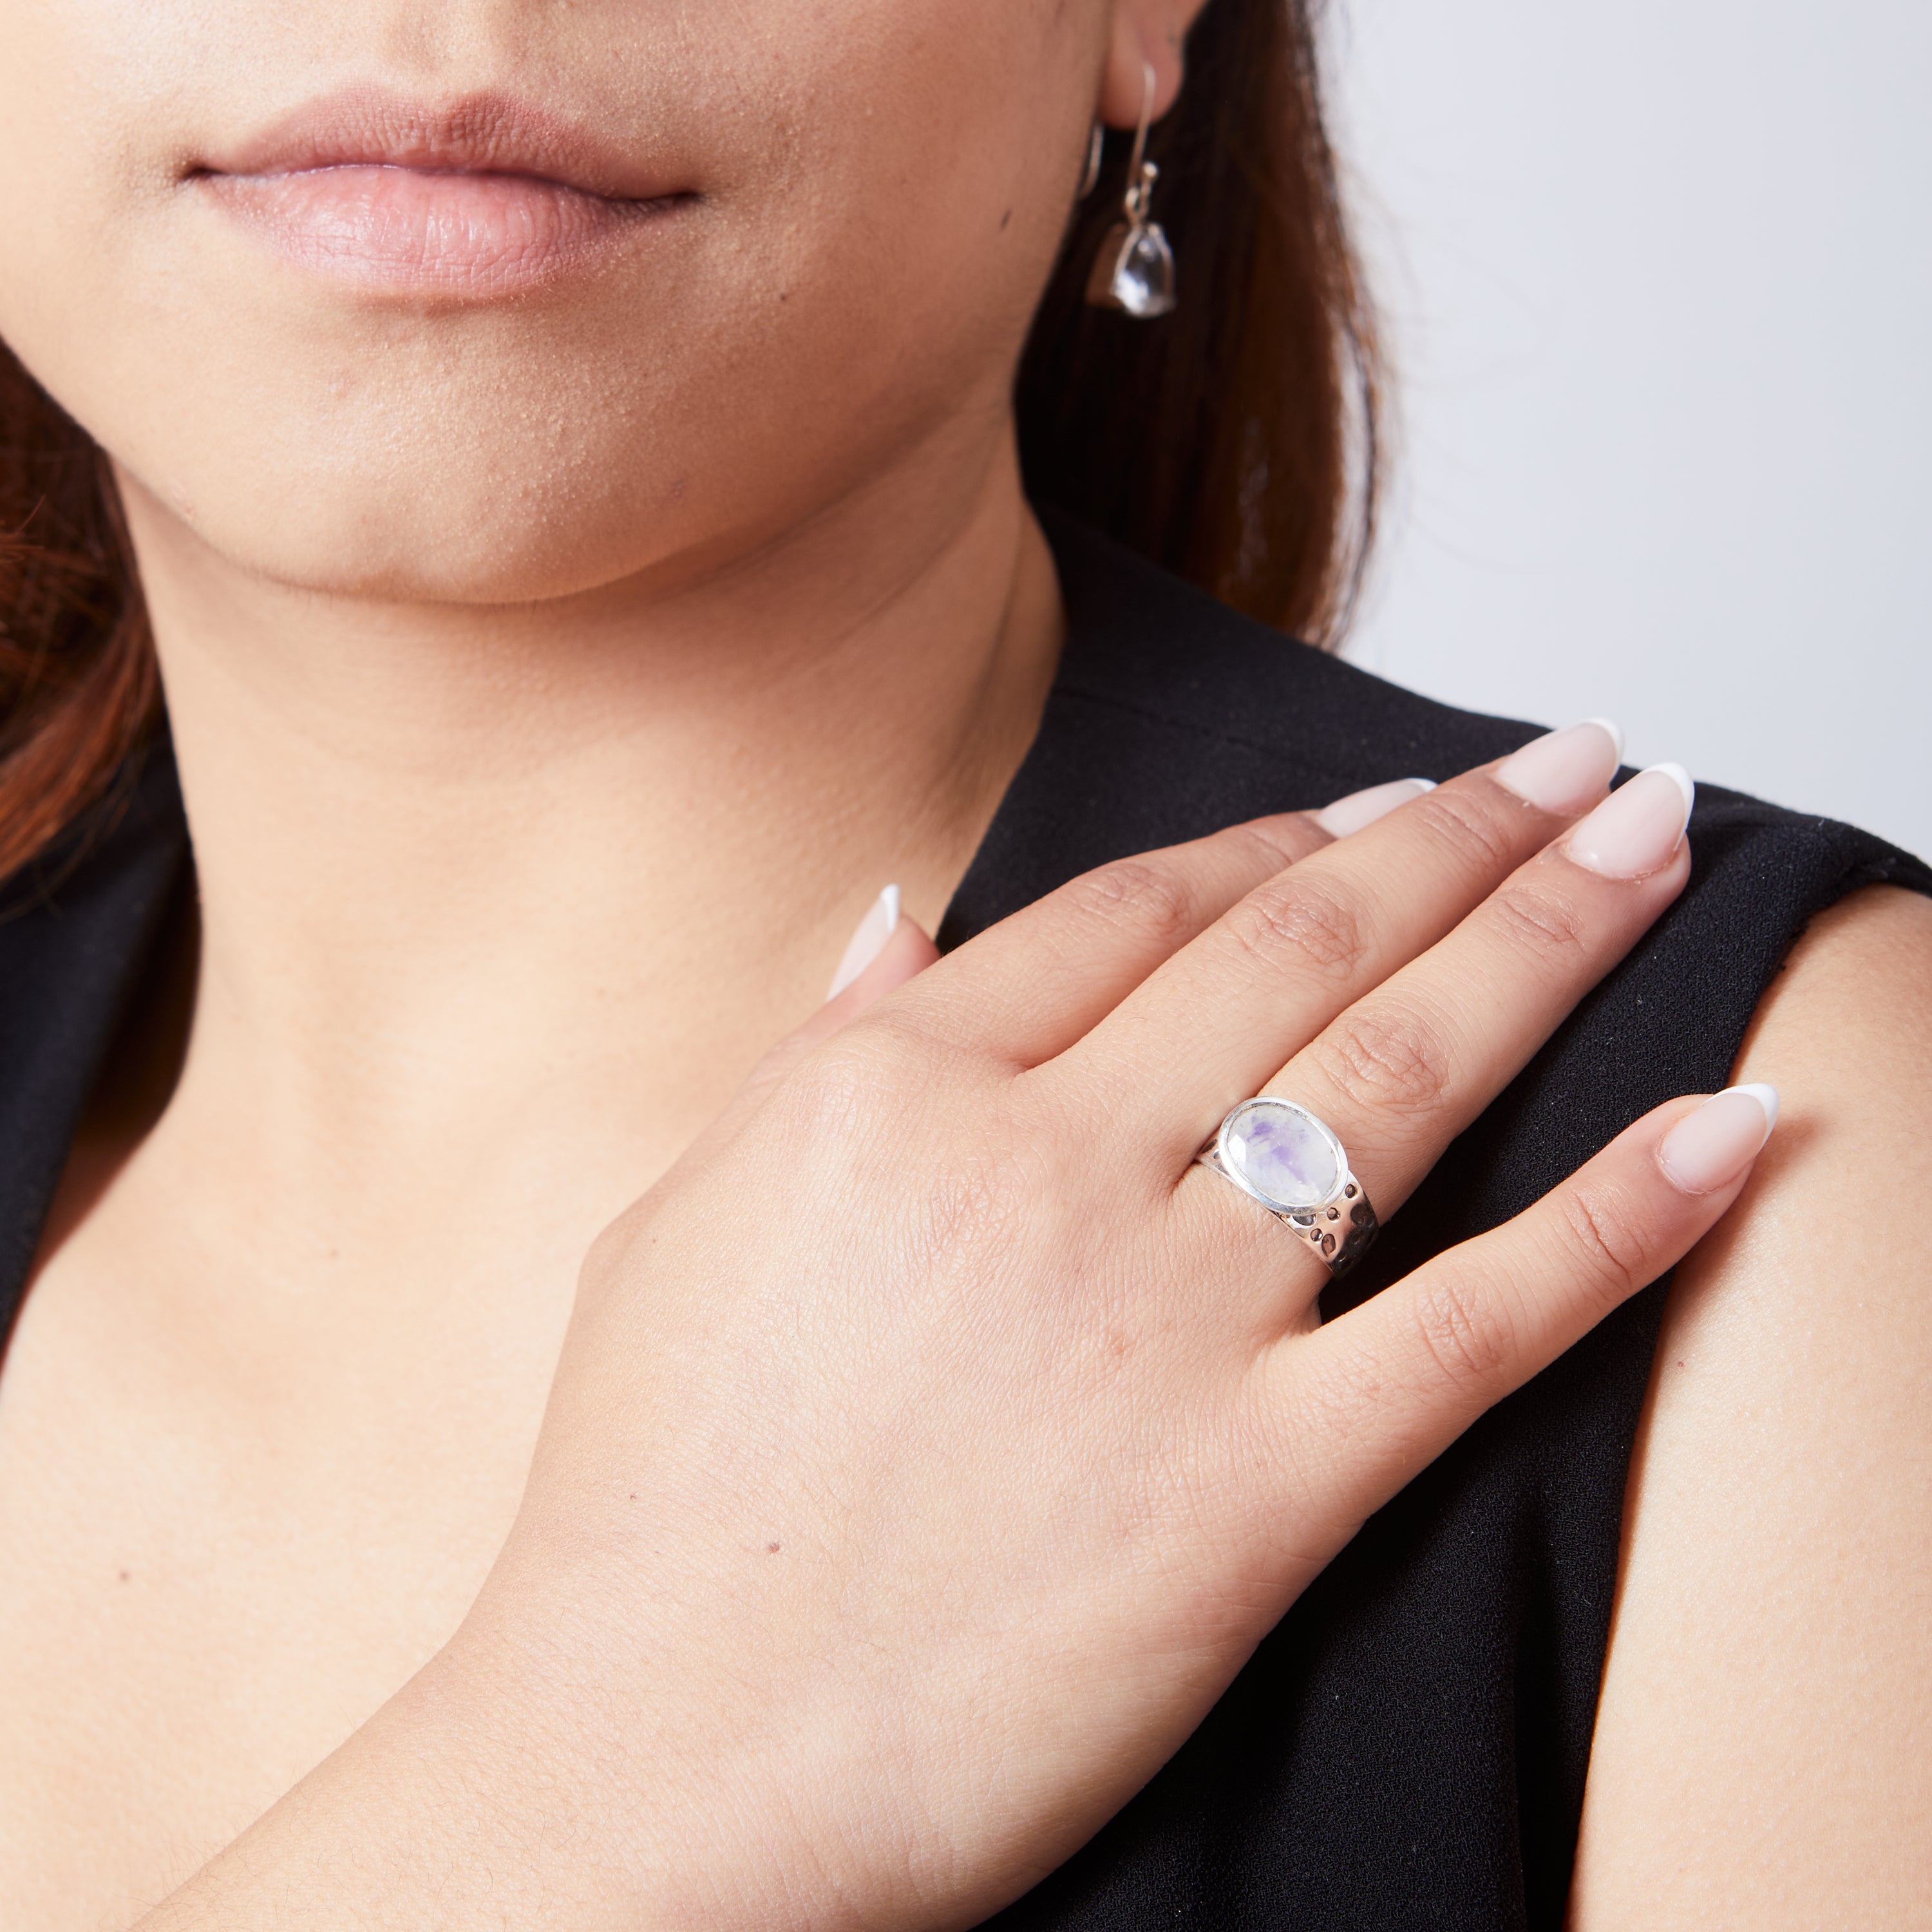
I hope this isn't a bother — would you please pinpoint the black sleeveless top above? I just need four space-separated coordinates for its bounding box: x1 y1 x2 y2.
3 517 1927 1929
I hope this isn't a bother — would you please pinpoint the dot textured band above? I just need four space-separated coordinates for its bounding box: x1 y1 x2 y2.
1195 1096 1379 1280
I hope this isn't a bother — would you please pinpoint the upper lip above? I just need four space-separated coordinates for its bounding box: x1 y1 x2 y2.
195 86 682 202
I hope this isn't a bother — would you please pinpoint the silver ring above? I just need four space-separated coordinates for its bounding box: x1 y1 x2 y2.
1194 1097 1379 1279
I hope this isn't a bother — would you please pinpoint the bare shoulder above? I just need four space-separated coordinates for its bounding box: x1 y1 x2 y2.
1569 884 1932 1927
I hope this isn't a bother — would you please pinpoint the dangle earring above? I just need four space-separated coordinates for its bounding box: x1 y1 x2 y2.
1084 62 1176 319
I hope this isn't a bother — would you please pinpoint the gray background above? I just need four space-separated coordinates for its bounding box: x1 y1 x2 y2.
1329 0 1929 860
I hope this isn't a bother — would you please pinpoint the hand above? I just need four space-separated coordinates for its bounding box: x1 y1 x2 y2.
143 727 1774 1931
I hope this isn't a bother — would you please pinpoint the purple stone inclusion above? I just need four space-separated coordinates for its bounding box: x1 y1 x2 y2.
1225 1101 1340 1213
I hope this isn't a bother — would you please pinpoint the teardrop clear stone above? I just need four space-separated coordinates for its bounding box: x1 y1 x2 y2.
1110 223 1176 319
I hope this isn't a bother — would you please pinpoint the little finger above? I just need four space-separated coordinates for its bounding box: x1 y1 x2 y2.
1266 1084 1780 1535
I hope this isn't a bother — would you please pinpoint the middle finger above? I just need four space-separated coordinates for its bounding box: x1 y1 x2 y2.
1053 721 1627 1157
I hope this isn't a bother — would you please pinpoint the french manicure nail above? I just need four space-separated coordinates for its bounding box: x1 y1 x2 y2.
1316 776 1436 838
1658 1083 1779 1194
826 884 901 999
1566 764 1694 879
1493 719 1625 815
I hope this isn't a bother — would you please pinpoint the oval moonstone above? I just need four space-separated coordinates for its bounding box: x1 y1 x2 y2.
1222 1099 1341 1215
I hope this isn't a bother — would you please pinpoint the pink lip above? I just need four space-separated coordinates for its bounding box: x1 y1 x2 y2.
194 89 694 295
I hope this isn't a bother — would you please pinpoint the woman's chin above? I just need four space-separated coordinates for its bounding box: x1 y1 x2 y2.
115 462 685 609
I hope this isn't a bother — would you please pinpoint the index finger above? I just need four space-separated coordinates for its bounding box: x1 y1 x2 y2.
883 810 1336 1068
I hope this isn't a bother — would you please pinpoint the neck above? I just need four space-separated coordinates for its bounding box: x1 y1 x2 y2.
115 425 1061 1231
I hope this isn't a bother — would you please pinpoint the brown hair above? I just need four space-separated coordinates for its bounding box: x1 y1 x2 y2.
0 0 1378 882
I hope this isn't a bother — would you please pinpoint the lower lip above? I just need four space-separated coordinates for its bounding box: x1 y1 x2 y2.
202 165 680 294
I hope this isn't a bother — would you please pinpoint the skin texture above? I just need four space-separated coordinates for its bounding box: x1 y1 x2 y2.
0 0 1924 1927
1570 886 1932 1928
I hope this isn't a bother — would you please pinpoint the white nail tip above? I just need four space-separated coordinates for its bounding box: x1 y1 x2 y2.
1643 761 1696 819
1582 717 1627 764
826 883 902 1000
1314 777 1434 838
1728 1082 1781 1133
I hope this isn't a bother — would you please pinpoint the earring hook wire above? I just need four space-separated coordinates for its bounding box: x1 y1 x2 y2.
1126 59 1157 185
1124 61 1159 223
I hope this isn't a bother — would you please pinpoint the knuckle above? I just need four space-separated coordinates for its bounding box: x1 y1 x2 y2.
774 1016 950 1140
1308 1000 1454 1113
770 1018 987 1172
1408 1274 1520 1394
772 1037 882 1141
1408 786 1520 875
1488 880 1589 961
1226 876 1368 981
1065 858 1197 947
1225 814 1323 875
1554 1178 1656 1303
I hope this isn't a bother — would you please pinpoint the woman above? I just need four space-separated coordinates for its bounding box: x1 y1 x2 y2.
0 0 1926 1926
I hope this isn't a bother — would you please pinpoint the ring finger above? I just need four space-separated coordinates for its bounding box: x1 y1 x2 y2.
1177 764 1697 1325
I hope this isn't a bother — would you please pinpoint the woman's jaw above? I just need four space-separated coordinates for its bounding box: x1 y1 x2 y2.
193 88 699 298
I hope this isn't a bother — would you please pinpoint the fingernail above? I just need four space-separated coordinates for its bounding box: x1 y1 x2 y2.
1493 719 1625 815
1316 776 1436 838
1566 764 1694 879
826 884 900 999
1658 1083 1779 1194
